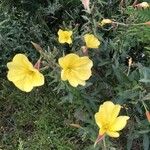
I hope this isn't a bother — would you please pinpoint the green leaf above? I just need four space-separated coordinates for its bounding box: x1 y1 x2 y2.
139 66 150 83
143 134 149 150
142 93 150 101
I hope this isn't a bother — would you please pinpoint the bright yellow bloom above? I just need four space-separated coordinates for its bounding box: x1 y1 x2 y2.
58 29 73 44
95 101 129 138
84 34 100 48
100 19 112 26
58 53 93 87
7 54 44 92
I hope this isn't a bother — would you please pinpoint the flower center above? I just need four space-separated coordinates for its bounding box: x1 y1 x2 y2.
103 123 109 131
28 70 35 75
64 34 69 40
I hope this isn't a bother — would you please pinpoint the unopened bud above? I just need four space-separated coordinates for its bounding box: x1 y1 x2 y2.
100 19 112 27
31 41 43 52
34 58 41 70
70 123 81 128
146 111 150 123
128 57 132 67
94 134 105 147
81 46 88 56
135 2 149 9
144 21 150 26
81 0 90 13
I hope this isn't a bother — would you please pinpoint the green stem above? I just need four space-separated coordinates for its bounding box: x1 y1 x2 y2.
127 65 131 76
113 22 145 27
103 137 107 150
141 100 148 112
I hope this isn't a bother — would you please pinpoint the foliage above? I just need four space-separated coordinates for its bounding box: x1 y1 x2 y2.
0 0 150 149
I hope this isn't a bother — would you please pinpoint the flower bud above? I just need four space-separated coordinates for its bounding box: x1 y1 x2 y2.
135 2 149 9
81 0 90 13
144 21 150 27
146 111 150 123
34 58 41 70
100 19 112 27
81 46 88 56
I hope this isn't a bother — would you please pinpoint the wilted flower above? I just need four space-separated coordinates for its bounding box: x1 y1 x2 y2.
84 34 100 48
146 111 150 123
135 2 149 9
100 19 112 26
144 21 150 26
95 101 129 139
58 29 73 44
81 0 90 13
7 54 44 92
58 53 93 87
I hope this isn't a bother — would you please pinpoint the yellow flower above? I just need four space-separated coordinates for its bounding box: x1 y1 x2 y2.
7 54 44 92
58 53 93 87
95 101 129 138
58 29 73 44
100 19 112 26
84 34 100 48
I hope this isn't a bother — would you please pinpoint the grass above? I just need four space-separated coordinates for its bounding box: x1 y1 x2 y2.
0 2 88 149
0 80 83 150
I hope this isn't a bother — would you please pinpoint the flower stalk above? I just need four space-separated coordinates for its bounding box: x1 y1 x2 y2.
103 137 107 150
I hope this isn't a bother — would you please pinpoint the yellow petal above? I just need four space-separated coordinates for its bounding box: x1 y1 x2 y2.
7 69 27 82
68 31 73 36
106 131 119 138
67 70 85 87
13 74 34 92
58 29 63 36
32 70 44 86
110 116 130 131
71 57 93 80
61 70 67 81
73 57 93 68
71 69 91 81
58 54 79 69
66 38 72 44
99 128 106 136
84 34 100 48
95 112 103 128
7 54 33 70
110 104 121 123
98 101 115 124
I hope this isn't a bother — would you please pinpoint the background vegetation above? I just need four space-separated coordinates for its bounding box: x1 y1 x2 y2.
0 0 150 149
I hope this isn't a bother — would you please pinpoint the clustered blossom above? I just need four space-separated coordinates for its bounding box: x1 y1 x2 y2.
58 29 100 49
7 15 130 147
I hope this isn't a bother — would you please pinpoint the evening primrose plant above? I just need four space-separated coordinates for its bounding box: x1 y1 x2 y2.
6 30 130 149
2 0 150 149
